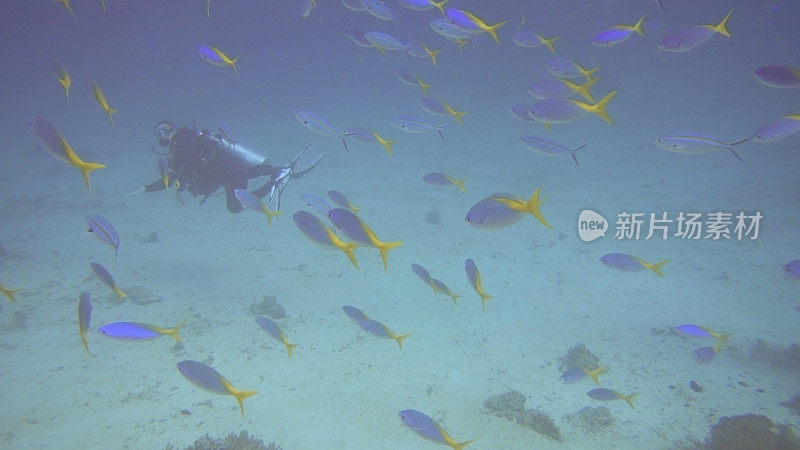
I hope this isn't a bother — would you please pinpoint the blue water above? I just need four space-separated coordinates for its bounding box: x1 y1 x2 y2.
1 0 798 448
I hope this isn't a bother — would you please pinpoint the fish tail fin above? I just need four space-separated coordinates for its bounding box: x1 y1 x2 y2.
260 202 282 226
728 147 743 162
449 292 462 306
479 292 493 313
381 140 397 156
485 20 508 44
621 392 638 409
393 333 412 351
77 160 107 192
585 366 607 385
727 138 749 161
714 8 733 37
284 341 299 359
713 333 732 351
633 14 646 36
377 241 403 273
416 76 432 96
1 286 19 302
440 426 477 449
231 56 240 75
571 143 588 167
646 259 670 277
572 77 598 103
371 132 396 156
536 33 560 54
589 91 616 124
436 123 453 142
165 319 187 342
444 104 468 125
81 337 91 356
230 386 257 419
431 0 448 14
106 108 118 128
341 241 359 269
525 187 551 228
113 285 127 299
446 176 467 193
579 64 600 81
452 439 478 450
425 45 441 66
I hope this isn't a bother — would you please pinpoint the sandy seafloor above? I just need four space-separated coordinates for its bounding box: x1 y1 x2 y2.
0 0 799 449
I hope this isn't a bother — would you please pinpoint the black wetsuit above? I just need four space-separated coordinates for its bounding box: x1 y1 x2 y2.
145 127 280 213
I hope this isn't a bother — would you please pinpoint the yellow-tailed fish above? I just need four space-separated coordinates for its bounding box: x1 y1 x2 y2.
370 131 397 155
197 46 239 75
587 388 638 409
346 127 397 156
546 57 599 80
431 278 462 305
591 14 646 46
177 360 257 418
293 211 359 268
405 41 441 66
422 172 467 193
511 30 560 54
327 190 359 214
445 9 507 44
234 189 281 226
60 135 107 191
400 409 476 449
490 187 551 228
356 317 411 351
393 67 432 96
55 65 71 106
465 258 492 313
326 208 402 273
600 253 669 277
256 316 299 358
659 9 733 52
98 320 186 342
78 293 92 356
90 261 126 298
92 81 118 127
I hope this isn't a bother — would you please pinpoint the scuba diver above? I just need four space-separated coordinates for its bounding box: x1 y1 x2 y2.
131 121 324 213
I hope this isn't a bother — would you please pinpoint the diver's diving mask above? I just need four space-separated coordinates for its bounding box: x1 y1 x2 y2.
154 121 177 146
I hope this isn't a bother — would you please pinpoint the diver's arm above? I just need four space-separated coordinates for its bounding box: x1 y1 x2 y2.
143 178 167 193
125 178 165 197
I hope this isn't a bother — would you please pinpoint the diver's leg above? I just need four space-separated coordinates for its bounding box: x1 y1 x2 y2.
251 182 271 199
225 187 244 213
